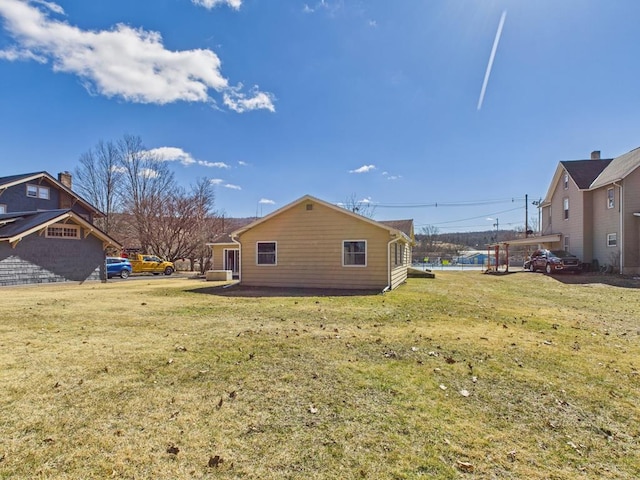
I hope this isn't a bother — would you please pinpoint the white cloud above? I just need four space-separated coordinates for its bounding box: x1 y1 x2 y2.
368 19 377 27
139 168 159 179
238 160 248 166
382 171 401 181
360 196 372 204
198 160 230 168
258 198 275 205
210 178 224 185
144 147 196 166
224 183 241 190
349 164 376 174
223 86 276 113
192 0 241 10
0 0 274 110
31 0 64 14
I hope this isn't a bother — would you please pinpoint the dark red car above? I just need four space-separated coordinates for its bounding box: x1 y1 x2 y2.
527 249 581 274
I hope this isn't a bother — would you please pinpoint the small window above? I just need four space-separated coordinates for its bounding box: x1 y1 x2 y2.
563 173 569 190
26 184 50 200
343 240 366 266
563 198 569 220
607 188 615 209
306 203 313 211
607 233 617 247
46 224 80 239
394 243 405 266
0 204 6 214
256 241 277 265
563 236 570 251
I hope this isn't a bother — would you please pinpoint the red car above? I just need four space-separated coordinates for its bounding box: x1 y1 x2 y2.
527 249 581 274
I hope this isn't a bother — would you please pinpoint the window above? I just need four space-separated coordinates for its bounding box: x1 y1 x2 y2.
563 198 569 220
607 188 615 209
394 243 405 266
46 224 80 239
26 184 50 200
343 240 366 266
0 204 6 214
563 173 569 189
607 233 617 247
256 242 277 265
563 236 570 251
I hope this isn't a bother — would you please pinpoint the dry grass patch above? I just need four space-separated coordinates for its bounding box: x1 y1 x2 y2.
0 272 639 479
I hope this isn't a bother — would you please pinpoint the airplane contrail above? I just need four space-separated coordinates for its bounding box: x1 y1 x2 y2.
477 10 507 110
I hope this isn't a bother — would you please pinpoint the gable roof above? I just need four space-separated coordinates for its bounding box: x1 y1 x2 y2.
542 158 613 205
0 171 104 217
560 159 613 189
378 219 414 240
0 209 121 249
590 146 640 189
208 217 257 244
231 194 414 244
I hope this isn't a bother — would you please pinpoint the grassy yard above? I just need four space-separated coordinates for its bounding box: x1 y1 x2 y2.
0 272 638 479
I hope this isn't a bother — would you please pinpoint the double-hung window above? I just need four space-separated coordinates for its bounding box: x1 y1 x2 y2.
607 233 617 247
607 188 615 209
256 242 277 265
343 240 366 266
26 184 50 200
563 198 569 220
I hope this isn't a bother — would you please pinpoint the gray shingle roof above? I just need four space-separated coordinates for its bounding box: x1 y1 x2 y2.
561 159 613 189
591 146 640 189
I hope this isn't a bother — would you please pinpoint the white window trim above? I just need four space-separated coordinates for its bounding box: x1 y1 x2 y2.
343 239 367 267
563 173 569 190
563 198 569 220
45 223 81 239
607 233 617 247
607 187 615 209
256 241 277 266
26 184 50 200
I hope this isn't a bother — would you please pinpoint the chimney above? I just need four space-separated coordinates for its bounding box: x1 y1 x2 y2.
590 150 601 160
58 171 72 189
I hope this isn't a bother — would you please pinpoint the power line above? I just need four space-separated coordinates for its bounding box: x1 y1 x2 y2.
371 197 525 208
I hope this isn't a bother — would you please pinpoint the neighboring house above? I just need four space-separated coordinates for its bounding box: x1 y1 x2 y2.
210 195 414 291
540 148 640 274
0 171 121 286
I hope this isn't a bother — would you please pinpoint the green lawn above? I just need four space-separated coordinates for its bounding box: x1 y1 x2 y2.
1 272 638 479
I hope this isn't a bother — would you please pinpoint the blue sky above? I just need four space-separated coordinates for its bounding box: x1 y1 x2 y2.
1 0 640 232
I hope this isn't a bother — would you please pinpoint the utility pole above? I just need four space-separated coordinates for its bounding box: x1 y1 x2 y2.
493 218 499 243
525 194 529 237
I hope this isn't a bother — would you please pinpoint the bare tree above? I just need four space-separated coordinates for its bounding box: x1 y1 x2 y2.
74 140 124 234
117 134 176 253
342 194 376 218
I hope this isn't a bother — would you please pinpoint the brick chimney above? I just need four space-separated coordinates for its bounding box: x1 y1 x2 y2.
591 150 601 160
58 171 72 189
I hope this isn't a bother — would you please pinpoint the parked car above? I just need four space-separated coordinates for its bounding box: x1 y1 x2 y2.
527 249 581 274
106 257 132 279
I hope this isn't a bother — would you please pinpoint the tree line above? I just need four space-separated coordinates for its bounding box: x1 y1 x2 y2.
74 134 221 272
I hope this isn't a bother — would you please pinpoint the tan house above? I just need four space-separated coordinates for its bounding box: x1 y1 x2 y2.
540 148 640 274
209 195 414 291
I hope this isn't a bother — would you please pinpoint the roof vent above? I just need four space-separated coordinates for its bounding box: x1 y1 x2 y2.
306 203 313 211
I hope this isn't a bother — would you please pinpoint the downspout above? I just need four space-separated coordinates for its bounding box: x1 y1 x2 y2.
231 234 242 283
384 236 395 293
613 181 623 273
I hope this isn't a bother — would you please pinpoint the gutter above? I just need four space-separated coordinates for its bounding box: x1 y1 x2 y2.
613 181 623 273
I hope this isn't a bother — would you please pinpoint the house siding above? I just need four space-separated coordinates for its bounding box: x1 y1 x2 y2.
546 169 584 257
591 185 621 269
238 201 392 290
622 168 640 273
0 234 105 286
1 179 94 221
